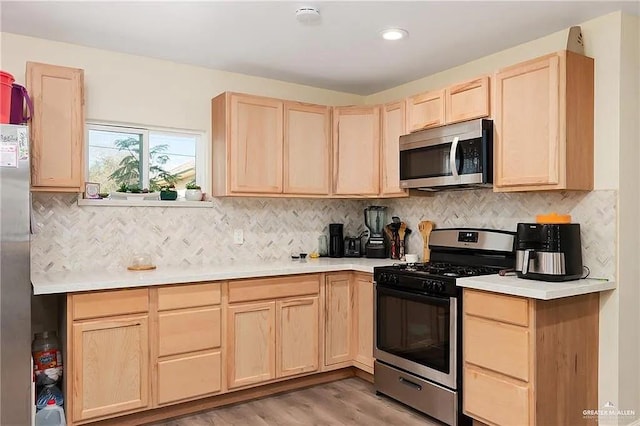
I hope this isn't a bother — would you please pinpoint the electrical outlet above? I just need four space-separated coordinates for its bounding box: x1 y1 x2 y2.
233 229 244 245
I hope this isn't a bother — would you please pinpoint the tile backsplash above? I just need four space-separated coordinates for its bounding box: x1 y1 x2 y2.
32 189 616 279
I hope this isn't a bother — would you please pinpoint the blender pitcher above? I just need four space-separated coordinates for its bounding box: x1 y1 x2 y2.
364 206 387 258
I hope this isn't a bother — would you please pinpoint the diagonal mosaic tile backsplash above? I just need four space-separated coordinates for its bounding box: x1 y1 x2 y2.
31 189 616 279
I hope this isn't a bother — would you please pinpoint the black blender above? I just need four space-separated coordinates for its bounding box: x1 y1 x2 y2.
364 206 387 258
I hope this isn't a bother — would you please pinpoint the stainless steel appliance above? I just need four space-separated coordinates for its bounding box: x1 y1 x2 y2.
373 228 515 426
364 206 387 258
515 222 583 281
0 124 32 425
399 119 493 190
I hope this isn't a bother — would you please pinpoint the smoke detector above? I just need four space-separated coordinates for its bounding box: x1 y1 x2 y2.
296 7 321 24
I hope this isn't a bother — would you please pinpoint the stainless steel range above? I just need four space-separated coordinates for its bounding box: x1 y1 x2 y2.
373 228 515 426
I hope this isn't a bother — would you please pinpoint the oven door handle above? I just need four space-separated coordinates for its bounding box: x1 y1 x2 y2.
376 284 451 306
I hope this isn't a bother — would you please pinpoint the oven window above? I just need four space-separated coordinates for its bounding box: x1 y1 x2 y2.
376 290 450 374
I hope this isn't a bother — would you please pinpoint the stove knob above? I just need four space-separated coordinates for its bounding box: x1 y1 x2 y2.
391 275 399 285
425 281 434 292
436 283 445 294
421 280 429 290
379 273 388 284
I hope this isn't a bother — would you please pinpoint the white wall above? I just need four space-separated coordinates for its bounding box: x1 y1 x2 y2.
0 32 363 136
618 13 640 425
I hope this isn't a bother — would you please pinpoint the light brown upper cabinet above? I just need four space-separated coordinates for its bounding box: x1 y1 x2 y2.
407 77 490 134
380 101 408 197
332 106 381 196
407 89 446 132
445 76 490 124
284 102 331 195
27 62 84 192
212 93 332 197
212 93 283 195
493 51 594 192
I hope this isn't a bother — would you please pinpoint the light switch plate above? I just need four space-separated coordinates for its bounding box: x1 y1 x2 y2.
233 229 244 245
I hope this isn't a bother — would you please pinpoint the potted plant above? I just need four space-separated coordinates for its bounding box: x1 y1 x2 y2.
111 184 158 200
160 184 178 201
185 181 203 201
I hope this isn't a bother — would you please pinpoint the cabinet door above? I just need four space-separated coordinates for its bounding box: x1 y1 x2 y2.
325 274 353 365
284 102 330 195
353 275 374 370
229 94 283 193
381 101 408 197
227 301 276 389
333 106 380 196
445 76 490 124
72 316 149 422
276 296 319 377
27 62 84 191
494 54 560 189
407 89 445 132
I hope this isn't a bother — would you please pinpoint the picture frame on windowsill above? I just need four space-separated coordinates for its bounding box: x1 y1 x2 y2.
84 182 101 199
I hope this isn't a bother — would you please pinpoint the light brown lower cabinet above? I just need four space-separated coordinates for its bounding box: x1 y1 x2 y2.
324 273 375 372
71 315 150 422
66 273 375 425
277 296 320 377
462 288 598 426
68 289 151 424
353 273 374 371
227 301 277 388
226 275 321 389
324 273 353 365
155 283 223 406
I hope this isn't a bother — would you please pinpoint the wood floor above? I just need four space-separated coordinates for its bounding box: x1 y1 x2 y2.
151 378 440 425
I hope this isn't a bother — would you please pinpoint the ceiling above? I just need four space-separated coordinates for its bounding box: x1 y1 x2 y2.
1 1 638 95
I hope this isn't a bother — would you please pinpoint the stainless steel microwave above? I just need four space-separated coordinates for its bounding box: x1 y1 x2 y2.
399 118 493 190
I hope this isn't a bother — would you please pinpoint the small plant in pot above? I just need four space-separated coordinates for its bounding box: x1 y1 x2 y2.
160 184 178 201
185 181 203 201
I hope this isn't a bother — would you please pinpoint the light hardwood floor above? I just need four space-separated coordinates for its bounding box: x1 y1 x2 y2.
151 378 440 425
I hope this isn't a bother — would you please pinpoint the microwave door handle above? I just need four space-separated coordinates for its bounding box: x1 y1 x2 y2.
449 136 460 178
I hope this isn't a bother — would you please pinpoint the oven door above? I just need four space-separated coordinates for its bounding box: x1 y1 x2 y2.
374 284 457 389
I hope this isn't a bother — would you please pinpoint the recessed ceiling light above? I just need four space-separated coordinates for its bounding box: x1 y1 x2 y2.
381 28 408 41
296 7 321 24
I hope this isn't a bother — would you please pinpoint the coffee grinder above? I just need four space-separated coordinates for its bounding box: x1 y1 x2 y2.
364 206 387 258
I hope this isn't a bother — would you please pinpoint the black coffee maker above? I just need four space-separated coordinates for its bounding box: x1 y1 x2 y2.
515 223 583 281
329 223 344 258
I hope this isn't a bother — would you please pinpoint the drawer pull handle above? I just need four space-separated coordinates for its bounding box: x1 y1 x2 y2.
398 377 422 391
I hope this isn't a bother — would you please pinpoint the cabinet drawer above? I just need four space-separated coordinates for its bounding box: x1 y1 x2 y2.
464 366 530 426
158 283 221 311
158 307 221 357
72 288 148 320
229 275 319 303
464 316 530 381
157 351 221 405
464 289 529 326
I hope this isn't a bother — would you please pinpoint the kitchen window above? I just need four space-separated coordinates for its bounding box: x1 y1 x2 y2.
85 123 207 198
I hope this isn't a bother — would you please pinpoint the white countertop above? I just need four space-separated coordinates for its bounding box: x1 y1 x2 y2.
456 274 616 300
31 258 397 295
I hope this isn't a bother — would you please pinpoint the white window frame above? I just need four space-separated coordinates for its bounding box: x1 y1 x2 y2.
85 121 208 193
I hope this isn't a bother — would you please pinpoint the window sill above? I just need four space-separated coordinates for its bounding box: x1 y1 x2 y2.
77 198 213 208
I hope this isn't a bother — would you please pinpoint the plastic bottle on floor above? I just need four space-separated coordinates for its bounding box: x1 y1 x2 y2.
35 399 66 426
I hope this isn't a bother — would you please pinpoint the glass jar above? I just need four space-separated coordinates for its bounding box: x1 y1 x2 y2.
318 235 328 257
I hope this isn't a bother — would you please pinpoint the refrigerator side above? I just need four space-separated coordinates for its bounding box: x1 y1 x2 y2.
0 124 32 425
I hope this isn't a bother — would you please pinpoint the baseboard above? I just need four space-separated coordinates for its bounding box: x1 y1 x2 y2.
89 368 357 426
